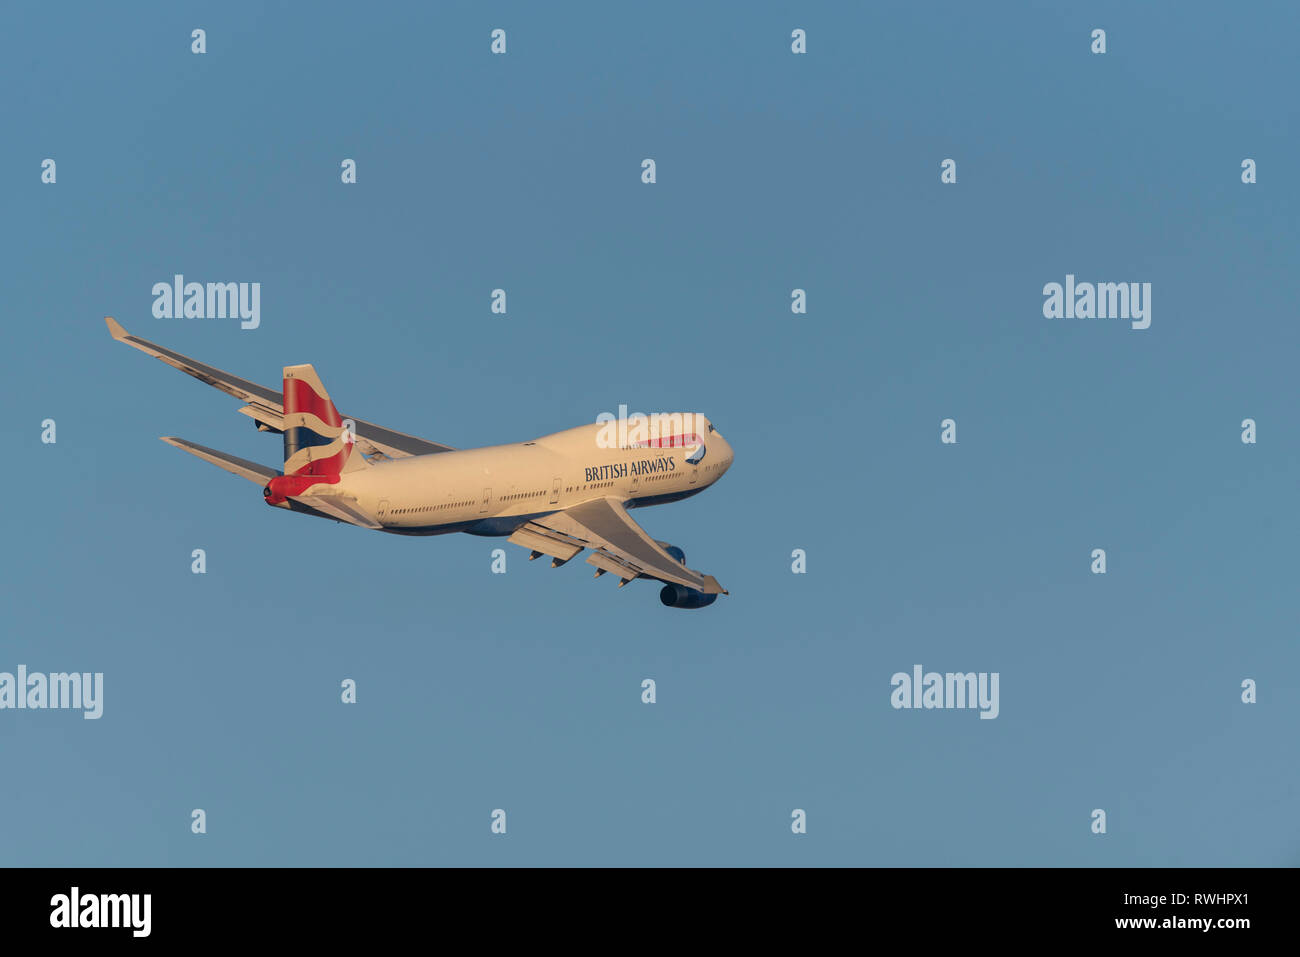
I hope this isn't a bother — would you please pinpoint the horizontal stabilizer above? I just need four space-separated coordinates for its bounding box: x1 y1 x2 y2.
160 437 278 485
292 494 382 529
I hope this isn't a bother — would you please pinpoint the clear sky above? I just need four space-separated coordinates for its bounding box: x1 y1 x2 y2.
3 1 1297 866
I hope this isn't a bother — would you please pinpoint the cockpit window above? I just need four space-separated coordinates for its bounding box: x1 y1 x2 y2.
707 423 715 433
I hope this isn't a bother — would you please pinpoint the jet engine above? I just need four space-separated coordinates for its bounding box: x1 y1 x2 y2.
659 583 717 609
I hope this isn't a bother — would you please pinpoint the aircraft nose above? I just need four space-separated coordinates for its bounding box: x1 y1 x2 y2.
716 433 735 471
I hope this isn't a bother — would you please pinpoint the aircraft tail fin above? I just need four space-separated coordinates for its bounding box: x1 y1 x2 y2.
282 364 367 476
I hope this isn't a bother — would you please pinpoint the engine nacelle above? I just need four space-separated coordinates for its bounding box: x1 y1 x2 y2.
657 543 686 565
660 583 717 609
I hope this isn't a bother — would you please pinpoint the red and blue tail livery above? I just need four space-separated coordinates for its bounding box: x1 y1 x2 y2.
262 365 355 504
282 364 352 477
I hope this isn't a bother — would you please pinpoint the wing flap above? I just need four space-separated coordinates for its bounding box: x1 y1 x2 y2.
507 526 584 562
236 405 285 431
585 550 640 582
530 497 727 594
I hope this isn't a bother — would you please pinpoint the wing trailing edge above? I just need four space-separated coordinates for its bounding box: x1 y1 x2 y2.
106 317 455 458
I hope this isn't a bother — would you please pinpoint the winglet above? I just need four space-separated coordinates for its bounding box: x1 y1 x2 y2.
105 316 128 340
698 574 728 596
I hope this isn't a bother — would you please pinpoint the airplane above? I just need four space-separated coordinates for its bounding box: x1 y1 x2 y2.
105 317 734 608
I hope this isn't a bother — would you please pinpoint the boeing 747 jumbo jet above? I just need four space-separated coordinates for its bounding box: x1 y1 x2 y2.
106 318 734 608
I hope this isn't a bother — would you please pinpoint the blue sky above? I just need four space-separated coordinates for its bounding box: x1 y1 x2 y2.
2 1 1297 865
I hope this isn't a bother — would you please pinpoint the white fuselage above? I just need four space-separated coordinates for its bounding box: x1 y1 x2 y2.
332 416 735 536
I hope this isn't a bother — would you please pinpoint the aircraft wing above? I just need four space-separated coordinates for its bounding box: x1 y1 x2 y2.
511 497 728 594
106 317 454 459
